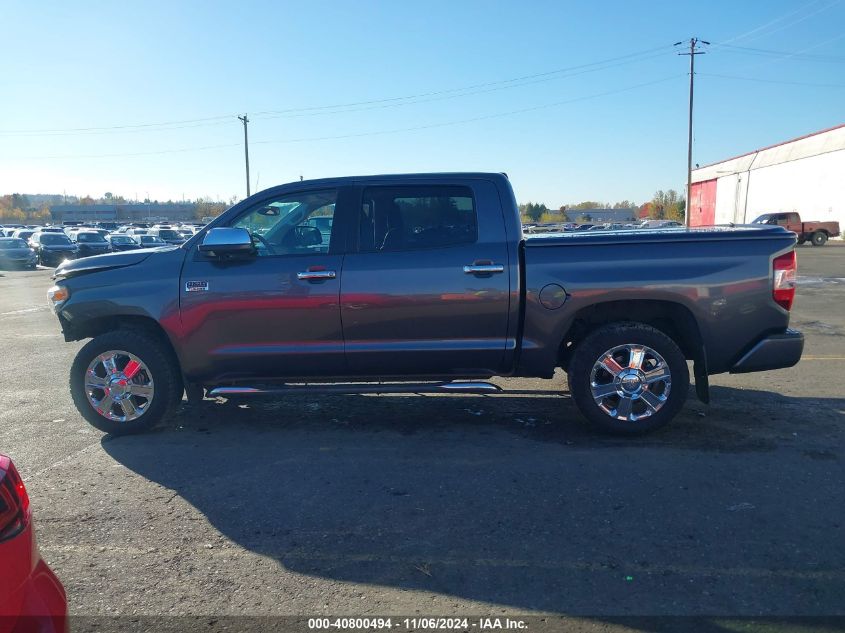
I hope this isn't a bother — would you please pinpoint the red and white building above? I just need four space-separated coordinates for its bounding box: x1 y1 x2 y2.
689 123 845 237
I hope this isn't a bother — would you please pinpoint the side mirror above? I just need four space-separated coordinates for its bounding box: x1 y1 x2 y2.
198 227 255 257
296 225 323 246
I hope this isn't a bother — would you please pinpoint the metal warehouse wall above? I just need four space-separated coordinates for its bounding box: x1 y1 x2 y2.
691 124 845 237
744 150 845 226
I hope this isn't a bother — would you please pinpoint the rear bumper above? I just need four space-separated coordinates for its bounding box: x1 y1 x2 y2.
730 329 804 374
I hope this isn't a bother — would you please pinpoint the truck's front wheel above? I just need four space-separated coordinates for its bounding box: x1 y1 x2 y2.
811 231 828 246
70 330 182 435
567 323 689 435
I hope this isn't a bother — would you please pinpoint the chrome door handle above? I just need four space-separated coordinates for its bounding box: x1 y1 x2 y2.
463 264 505 275
297 270 336 280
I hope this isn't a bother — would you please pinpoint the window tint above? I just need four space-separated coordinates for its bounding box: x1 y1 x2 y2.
359 186 477 252
0 239 27 249
232 190 337 257
40 233 72 245
77 232 106 243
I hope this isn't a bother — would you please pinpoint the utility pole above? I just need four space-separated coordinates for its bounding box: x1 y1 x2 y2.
238 114 251 197
676 37 709 227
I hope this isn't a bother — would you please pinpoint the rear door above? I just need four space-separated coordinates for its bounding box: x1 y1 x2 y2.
340 179 511 376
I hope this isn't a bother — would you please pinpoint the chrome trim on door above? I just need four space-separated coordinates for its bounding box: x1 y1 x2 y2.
297 270 337 281
463 264 505 274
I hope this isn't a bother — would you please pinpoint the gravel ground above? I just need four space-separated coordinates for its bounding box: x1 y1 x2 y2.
0 244 843 627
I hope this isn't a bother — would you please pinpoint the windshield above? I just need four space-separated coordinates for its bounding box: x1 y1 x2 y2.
751 214 771 224
41 233 73 245
111 236 135 244
0 239 27 249
77 232 107 243
158 229 181 240
141 236 165 244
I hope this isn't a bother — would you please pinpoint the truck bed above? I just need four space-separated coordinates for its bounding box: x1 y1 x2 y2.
523 224 791 247
519 224 796 378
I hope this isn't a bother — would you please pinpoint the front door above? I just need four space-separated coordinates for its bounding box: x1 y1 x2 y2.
340 181 511 377
179 188 348 382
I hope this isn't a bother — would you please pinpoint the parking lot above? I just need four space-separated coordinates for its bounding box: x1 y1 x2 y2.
1 245 843 623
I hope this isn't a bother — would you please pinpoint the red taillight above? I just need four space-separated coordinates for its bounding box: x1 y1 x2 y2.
0 454 30 542
773 250 797 311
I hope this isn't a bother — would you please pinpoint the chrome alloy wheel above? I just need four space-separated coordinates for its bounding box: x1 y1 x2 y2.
589 344 671 422
85 350 154 422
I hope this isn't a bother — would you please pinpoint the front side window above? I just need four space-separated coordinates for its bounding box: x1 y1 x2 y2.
232 190 337 257
359 186 477 252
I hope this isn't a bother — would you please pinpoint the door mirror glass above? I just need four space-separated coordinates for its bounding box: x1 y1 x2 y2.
198 227 256 257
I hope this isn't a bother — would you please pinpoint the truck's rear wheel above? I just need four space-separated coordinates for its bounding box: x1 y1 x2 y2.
70 330 182 435
811 231 828 246
797 236 806 245
567 323 689 435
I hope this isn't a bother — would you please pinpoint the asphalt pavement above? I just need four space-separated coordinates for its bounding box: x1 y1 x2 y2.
0 244 843 627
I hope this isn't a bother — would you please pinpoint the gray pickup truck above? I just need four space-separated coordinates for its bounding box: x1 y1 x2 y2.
49 173 803 436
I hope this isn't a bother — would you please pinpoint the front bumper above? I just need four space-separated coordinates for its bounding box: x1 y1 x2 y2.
730 329 804 373
41 251 76 265
0 257 36 267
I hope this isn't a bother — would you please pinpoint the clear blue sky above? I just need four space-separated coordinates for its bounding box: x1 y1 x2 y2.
2 0 843 206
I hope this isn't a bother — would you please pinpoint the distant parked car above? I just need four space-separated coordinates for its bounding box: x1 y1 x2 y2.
11 229 36 242
639 220 683 229
29 232 79 266
0 238 38 269
72 231 112 258
751 212 840 246
108 234 142 251
146 228 186 245
0 453 68 632
136 234 168 248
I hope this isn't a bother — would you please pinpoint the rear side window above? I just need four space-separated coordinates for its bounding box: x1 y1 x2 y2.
359 185 477 252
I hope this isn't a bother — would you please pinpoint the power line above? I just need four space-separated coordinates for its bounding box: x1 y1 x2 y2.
717 0 841 45
18 74 683 160
714 43 845 62
0 45 673 137
698 72 845 88
251 50 673 122
252 45 673 117
0 114 234 136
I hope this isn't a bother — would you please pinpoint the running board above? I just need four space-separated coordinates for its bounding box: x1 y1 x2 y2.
208 381 503 397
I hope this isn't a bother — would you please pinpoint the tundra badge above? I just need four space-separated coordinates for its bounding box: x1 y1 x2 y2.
185 280 209 292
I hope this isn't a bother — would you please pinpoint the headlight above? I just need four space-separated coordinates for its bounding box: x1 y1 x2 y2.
47 284 70 309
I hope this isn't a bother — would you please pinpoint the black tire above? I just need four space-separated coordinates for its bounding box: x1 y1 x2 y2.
811 231 828 246
567 322 689 435
797 237 806 245
70 329 183 435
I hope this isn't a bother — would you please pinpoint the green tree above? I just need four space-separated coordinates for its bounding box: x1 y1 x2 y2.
519 202 548 223
573 201 603 210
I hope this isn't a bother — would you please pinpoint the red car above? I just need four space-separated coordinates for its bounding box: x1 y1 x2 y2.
0 454 67 633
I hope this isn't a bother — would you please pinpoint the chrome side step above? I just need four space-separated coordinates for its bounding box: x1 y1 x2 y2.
208 381 502 397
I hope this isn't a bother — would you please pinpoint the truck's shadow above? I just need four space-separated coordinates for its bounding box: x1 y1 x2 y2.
102 386 844 616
